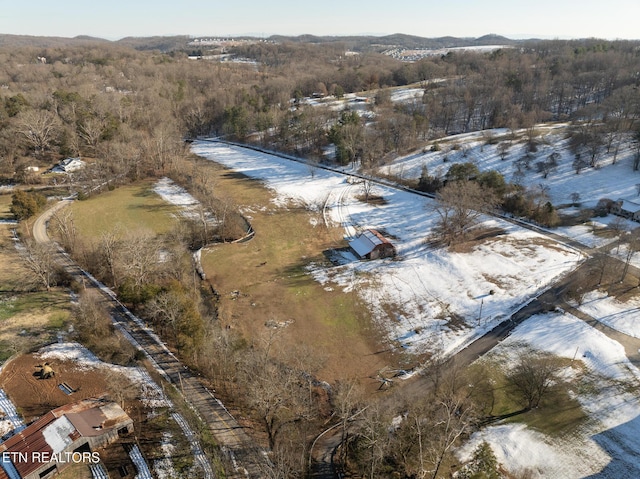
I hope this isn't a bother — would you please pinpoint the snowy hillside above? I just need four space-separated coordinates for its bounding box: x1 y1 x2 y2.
382 124 640 209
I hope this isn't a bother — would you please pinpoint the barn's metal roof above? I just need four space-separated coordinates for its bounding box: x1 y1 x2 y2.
0 398 131 478
348 229 392 258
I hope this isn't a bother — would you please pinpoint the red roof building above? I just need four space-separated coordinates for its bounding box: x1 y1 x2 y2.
0 398 133 479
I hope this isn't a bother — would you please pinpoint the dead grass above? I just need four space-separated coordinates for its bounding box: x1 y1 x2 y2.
0 193 13 220
0 225 72 360
199 162 399 384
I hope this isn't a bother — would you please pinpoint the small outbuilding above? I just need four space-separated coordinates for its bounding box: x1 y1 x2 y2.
348 229 396 260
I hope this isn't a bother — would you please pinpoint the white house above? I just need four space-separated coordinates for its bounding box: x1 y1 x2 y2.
611 198 640 222
51 158 85 174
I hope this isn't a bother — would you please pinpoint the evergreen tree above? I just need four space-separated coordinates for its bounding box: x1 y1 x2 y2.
459 441 502 479
10 190 47 220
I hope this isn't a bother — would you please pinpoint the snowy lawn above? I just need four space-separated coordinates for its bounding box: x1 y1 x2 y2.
458 312 640 478
576 290 640 339
153 177 215 224
191 141 582 356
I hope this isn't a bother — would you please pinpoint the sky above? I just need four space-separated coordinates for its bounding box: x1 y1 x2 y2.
1 0 639 41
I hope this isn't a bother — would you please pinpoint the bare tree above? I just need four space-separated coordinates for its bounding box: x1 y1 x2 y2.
570 191 581 206
591 252 615 286
51 209 78 253
143 126 184 174
497 141 510 161
98 226 123 288
77 116 108 154
16 109 60 159
392 365 477 479
360 179 374 203
332 379 366 467
145 288 184 338
20 239 57 291
621 230 640 282
507 353 561 411
432 180 498 246
242 334 317 451
426 396 475 479
572 154 587 174
351 401 392 479
608 216 627 254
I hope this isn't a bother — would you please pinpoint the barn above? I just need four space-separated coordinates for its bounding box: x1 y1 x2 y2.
348 229 396 260
0 397 133 479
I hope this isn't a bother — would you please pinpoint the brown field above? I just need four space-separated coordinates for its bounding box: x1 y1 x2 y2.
0 225 72 360
198 163 400 384
0 193 13 220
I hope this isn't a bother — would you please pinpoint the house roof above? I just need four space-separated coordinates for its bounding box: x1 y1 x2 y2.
617 198 640 214
0 398 130 478
349 229 393 257
51 158 85 173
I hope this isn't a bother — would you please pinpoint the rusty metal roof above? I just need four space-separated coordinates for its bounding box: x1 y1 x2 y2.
0 398 131 478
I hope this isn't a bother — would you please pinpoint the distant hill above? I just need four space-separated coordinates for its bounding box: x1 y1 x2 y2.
0 32 528 53
0 33 190 52
266 33 520 52
115 35 191 51
0 34 109 48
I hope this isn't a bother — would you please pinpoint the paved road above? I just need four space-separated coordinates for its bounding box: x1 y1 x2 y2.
32 201 268 479
31 199 73 244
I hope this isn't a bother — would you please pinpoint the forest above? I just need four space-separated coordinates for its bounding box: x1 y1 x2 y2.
3 34 640 478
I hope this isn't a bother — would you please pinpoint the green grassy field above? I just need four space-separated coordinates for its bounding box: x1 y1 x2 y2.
68 181 181 240
473 358 588 437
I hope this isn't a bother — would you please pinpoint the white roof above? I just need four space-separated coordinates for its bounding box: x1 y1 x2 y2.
42 415 75 453
349 230 385 257
619 198 640 213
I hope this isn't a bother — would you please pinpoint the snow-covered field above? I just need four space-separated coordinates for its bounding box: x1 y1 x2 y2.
459 312 640 478
576 290 640 339
191 141 582 356
153 176 214 223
